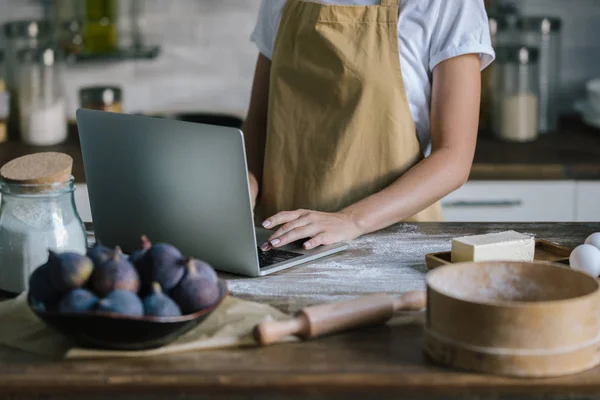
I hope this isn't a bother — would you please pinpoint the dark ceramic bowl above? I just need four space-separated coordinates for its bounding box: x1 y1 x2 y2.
27 280 228 351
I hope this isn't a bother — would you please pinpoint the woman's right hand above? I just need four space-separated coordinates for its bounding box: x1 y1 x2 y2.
248 172 259 210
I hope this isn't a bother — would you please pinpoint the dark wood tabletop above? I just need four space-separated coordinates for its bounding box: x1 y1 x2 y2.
2 222 600 400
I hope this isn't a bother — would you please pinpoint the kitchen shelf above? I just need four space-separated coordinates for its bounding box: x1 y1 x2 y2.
68 45 161 63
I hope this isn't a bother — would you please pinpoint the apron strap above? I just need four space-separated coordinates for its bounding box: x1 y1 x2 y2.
380 0 400 7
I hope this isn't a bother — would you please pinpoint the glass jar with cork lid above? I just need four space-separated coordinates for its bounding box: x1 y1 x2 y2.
0 153 87 297
493 45 540 143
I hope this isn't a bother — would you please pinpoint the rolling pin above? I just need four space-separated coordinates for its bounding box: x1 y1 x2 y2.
253 291 427 346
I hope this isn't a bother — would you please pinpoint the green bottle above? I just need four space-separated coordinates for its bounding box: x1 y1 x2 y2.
83 0 118 54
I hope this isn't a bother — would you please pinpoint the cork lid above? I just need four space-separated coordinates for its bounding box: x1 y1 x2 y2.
0 152 73 185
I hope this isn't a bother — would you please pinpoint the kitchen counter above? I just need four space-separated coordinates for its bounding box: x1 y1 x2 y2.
471 117 600 180
0 117 598 183
1 222 600 400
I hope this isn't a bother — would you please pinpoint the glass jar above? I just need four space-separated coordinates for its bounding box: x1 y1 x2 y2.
17 47 68 146
517 17 562 134
0 52 8 144
2 20 51 140
0 177 87 296
80 86 123 113
481 14 510 133
118 0 144 49
493 45 540 143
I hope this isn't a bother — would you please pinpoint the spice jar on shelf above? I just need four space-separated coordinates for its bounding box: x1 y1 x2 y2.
0 153 87 296
17 47 68 146
3 20 51 140
493 45 540 143
79 86 123 113
517 17 562 134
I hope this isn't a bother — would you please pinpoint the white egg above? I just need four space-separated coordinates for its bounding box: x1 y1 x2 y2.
570 244 600 277
585 232 600 251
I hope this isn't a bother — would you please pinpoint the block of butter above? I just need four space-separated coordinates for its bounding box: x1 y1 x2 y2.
451 230 535 263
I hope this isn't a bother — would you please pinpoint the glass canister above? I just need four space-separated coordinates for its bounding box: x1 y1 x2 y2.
0 156 87 296
0 52 8 144
2 20 51 140
517 17 562 134
493 45 540 142
481 14 510 133
79 86 123 113
17 47 68 146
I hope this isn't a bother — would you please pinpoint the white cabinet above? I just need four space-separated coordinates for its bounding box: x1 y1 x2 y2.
576 182 600 222
442 181 577 222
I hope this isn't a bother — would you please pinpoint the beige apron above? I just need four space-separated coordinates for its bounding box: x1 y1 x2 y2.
258 0 443 222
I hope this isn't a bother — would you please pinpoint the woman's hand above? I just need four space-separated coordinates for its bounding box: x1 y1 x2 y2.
260 210 362 251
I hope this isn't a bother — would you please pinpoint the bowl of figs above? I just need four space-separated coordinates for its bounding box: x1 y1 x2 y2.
27 236 228 350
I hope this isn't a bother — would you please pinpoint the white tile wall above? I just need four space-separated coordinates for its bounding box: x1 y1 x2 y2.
0 0 598 117
0 0 262 118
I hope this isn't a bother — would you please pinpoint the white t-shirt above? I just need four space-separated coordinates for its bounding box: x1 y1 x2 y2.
251 0 496 154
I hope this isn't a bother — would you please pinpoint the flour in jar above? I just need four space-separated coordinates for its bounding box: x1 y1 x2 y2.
0 200 86 294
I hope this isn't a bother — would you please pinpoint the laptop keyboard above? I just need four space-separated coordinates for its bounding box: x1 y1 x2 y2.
257 247 302 268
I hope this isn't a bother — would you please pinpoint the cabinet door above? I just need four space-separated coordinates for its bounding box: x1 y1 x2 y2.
576 182 600 222
74 184 93 223
441 181 576 222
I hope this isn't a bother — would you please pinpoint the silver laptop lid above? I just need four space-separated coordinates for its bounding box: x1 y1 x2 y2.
76 109 261 277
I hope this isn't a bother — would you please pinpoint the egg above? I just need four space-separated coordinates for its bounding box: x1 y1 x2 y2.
585 232 600 251
570 244 600 277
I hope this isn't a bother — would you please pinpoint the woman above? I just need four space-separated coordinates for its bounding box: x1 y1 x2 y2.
243 0 495 251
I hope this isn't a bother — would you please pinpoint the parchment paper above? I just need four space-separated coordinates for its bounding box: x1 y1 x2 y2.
0 293 295 360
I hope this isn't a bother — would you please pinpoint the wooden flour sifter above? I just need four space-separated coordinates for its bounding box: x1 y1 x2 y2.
254 261 600 378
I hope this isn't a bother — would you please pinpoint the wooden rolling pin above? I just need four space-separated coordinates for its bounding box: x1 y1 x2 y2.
253 291 427 346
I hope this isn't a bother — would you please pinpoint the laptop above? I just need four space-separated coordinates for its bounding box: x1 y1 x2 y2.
76 109 348 277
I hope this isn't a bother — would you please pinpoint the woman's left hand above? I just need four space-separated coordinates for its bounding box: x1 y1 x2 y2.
260 210 362 251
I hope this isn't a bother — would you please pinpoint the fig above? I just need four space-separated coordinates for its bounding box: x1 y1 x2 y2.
91 247 140 297
129 235 152 267
28 263 62 305
171 259 220 314
86 243 113 266
97 290 144 317
87 242 128 266
58 289 99 314
47 251 94 292
138 243 185 292
143 282 182 317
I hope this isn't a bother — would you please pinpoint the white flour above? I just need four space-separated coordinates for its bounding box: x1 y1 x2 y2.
20 99 67 146
0 198 87 294
226 225 441 313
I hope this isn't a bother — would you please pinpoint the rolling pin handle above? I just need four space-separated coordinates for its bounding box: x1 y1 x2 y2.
253 314 309 346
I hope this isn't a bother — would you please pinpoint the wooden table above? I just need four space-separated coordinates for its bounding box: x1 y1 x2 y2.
1 222 600 400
